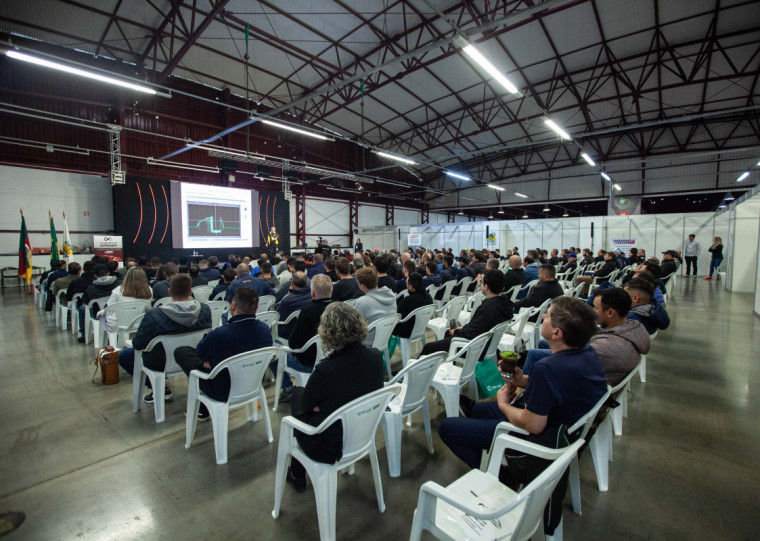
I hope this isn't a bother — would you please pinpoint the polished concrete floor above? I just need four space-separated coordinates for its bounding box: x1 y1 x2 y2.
1 278 759 540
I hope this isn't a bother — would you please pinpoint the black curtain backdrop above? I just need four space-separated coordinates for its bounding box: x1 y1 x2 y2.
113 176 172 259
257 190 291 254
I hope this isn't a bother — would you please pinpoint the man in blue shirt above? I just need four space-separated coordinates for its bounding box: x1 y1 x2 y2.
226 263 275 302
439 296 607 469
175 286 273 420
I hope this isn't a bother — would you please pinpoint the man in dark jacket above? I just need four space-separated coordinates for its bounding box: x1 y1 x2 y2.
117 274 212 402
514 264 564 319
660 251 679 279
421 269 513 355
559 253 578 274
375 254 397 291
43 260 69 311
577 251 618 296
226 263 275 302
439 255 458 284
188 265 208 287
331 257 363 301
276 271 313 340
77 264 120 342
625 278 670 334
306 253 325 279
503 255 527 293
324 258 340 282
65 260 97 303
152 262 179 300
394 273 433 338
211 268 236 300
198 257 222 281
422 261 442 289
175 286 272 420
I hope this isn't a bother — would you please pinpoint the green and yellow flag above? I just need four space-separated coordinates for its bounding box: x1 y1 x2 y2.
49 210 60 266
18 210 32 283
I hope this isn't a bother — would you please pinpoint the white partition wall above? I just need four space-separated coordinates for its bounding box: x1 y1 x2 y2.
728 194 760 294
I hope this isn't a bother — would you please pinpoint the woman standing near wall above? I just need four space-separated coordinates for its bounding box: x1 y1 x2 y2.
706 237 724 280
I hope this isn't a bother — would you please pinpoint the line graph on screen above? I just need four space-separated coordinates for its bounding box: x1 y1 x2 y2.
187 202 242 238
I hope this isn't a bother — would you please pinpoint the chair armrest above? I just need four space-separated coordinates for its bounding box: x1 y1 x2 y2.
493 421 530 438
447 337 469 357
278 340 315 355
281 414 323 436
189 368 212 381
486 433 576 477
418 481 515 521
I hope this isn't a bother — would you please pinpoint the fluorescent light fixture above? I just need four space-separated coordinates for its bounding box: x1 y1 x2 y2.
522 213 528 219
563 211 569 217
515 192 528 199
6 50 159 95
544 118 572 140
186 143 264 159
718 204 727 209
613 184 622 191
374 151 416 165
724 194 735 201
445 171 470 181
581 152 596 166
146 157 219 173
488 214 494 219
543 206 550 212
457 210 464 215
326 186 362 194
497 209 504 214
487 184 505 191
601 172 612 181
461 44 520 95
736 171 750 182
261 119 331 141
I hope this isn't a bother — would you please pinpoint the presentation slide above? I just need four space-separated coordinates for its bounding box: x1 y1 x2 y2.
171 182 255 249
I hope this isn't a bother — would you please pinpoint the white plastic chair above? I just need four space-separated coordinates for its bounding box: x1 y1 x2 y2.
132 329 208 423
212 290 226 301
118 313 145 349
273 334 324 412
186 346 280 464
510 279 537 303
392 304 437 367
426 283 443 303
431 332 491 418
396 289 409 301
609 361 643 437
257 294 276 313
192 285 214 303
457 291 484 326
434 280 457 309
256 310 280 336
409 436 584 541
380 352 446 477
517 298 552 350
207 279 220 288
55 288 69 330
639 330 657 383
481 319 511 363
101 300 152 347
452 276 471 297
272 384 402 541
498 309 532 353
206 300 230 329
69 292 83 335
367 314 401 379
273 309 301 344
85 296 110 347
427 296 467 341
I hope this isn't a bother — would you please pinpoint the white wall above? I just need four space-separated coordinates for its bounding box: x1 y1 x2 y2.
0 164 113 261
729 196 760 294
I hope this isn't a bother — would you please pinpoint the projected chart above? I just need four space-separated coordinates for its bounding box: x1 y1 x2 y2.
187 202 242 238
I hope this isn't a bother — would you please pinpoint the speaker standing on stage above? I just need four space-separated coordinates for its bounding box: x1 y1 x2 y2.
267 227 279 256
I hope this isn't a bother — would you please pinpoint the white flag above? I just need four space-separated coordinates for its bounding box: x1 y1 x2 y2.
62 212 73 261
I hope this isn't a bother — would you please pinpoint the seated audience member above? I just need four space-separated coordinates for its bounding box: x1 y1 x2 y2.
471 252 487 274
523 250 540 282
331 257 363 301
306 253 325 279
421 269 513 355
276 271 313 340
625 277 670 334
519 288 650 388
174 286 272 420
188 265 208 287
284 302 384 493
276 260 311 302
394 273 433 338
395 259 418 293
352 267 396 325
152 263 179 300
66 260 96 304
513 264 564 315
503 255 527 293
199 256 222 281
388 254 403 280
77 264 120 342
579 249 594 267
457 256 477 280
44 260 69 311
98 267 152 335
559 252 578 274
226 263 275 303
594 249 606 263
211 268 236 300
146 257 162 280
276 275 333 403
375 254 396 291
628 248 640 266
250 254 268 276
422 261 442 289
576 251 617 296
117 274 212 401
660 250 679 279
277 257 296 291
476 258 501 283
439 296 607 470
258 261 279 290
324 258 339 282
547 249 560 265
51 262 82 307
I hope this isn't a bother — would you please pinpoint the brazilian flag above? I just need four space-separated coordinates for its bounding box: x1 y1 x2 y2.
49 212 60 266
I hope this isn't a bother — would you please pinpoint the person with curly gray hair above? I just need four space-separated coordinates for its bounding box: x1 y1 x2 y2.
285 302 385 493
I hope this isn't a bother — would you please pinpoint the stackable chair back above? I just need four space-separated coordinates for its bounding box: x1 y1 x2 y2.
639 330 657 382
272 384 403 541
426 283 443 302
256 310 280 336
273 309 301 344
609 362 642 437
191 285 213 303
152 296 172 308
185 346 280 464
396 289 409 301
453 276 472 297
55 288 69 330
393 304 437 367
102 300 152 347
431 331 491 418
85 296 111 347
207 280 220 288
132 329 208 423
465 277 479 295
367 314 401 379
117 313 145 349
212 290 226 301
521 298 552 350
206 300 230 329
69 293 83 335
381 352 447 477
409 437 585 541
273 334 324 412
457 291 484 326
482 320 511 363
435 280 457 309
499 309 532 353
257 295 276 313
427 296 468 341
510 279 537 302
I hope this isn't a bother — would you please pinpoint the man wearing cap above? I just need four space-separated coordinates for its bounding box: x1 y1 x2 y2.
661 250 679 279
559 252 578 274
684 234 701 277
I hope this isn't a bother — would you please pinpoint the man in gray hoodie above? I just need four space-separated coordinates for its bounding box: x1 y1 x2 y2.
118 274 211 403
350 267 396 346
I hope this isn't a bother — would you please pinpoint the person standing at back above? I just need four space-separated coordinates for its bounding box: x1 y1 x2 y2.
706 237 723 280
684 234 701 277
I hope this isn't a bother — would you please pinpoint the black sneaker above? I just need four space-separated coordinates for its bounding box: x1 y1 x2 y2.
144 387 173 404
279 387 295 404
184 408 210 422
77 336 86 343
459 395 476 418
286 467 306 493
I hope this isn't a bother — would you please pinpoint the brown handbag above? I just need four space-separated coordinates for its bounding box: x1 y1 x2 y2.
90 347 120 385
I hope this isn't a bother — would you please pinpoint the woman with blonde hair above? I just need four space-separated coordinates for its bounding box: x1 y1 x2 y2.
706 236 724 280
284 302 384 493
98 266 152 332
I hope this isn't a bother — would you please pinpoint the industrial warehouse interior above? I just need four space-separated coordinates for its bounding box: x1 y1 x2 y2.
0 1 759 540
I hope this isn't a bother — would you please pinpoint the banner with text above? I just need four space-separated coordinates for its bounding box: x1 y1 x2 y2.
94 235 123 263
611 238 636 252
